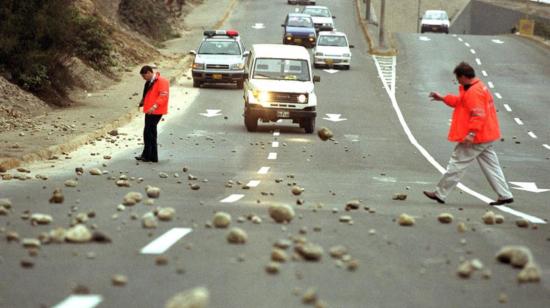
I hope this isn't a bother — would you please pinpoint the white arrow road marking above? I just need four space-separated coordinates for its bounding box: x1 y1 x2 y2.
514 117 524 125
258 167 270 174
323 69 339 74
419 36 431 41
246 180 261 188
268 152 277 160
199 109 222 117
503 104 512 112
221 194 244 203
476 58 482 65
272 141 279 148
495 92 502 99
509 182 550 193
488 81 494 88
528 131 538 139
323 113 347 122
141 228 193 254
543 144 550 150
492 39 504 44
482 70 488 77
252 23 265 29
372 55 546 224
53 295 103 308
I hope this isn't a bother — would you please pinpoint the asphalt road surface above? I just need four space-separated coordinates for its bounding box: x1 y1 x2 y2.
1 0 550 307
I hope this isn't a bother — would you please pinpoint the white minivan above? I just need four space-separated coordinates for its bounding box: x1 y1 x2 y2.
243 44 320 133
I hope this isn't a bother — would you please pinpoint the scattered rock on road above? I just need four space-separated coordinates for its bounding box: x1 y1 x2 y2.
142 212 158 229
271 248 289 263
345 200 360 211
146 186 161 198
398 213 415 226
157 207 176 221
30 214 53 225
265 262 281 274
518 263 541 283
165 287 210 308
123 192 143 206
49 188 64 204
317 127 333 141
437 213 454 224
482 211 496 225
89 168 102 176
227 228 247 244
295 242 324 261
496 246 533 268
212 212 231 228
64 180 78 187
268 204 295 223
291 186 304 196
111 274 128 286
515 219 529 228
392 193 407 201
65 224 92 243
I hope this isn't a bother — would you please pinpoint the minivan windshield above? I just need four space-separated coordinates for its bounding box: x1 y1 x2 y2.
318 35 347 47
253 58 310 81
424 11 448 20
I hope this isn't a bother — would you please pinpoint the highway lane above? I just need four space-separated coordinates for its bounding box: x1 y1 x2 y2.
1 0 550 307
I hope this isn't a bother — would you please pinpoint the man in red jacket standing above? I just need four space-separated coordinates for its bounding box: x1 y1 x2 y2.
136 65 169 163
423 62 514 206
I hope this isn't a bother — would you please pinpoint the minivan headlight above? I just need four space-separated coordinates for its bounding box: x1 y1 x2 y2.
253 90 270 104
230 63 244 70
343 53 351 57
315 52 324 57
297 94 307 103
192 62 204 70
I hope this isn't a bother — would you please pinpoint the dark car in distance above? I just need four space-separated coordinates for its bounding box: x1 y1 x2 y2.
282 13 317 48
288 0 316 4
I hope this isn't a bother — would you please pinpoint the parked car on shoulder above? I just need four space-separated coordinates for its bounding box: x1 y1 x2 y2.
420 10 450 34
301 5 335 32
313 31 353 70
242 44 320 133
282 13 317 48
190 30 249 88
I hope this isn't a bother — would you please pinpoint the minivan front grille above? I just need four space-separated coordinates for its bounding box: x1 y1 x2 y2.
206 64 229 69
269 92 307 104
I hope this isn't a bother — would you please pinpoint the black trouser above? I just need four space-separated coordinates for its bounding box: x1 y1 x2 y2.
141 114 162 161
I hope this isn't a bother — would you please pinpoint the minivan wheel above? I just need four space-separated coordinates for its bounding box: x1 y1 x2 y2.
244 112 258 132
236 80 244 89
303 118 315 134
193 79 201 88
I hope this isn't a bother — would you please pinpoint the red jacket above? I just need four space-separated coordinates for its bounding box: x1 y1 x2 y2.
443 78 500 143
143 72 169 115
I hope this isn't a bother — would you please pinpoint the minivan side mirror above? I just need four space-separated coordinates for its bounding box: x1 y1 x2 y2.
189 50 197 55
313 75 321 83
243 72 249 79
332 16 336 19
243 51 250 57
281 24 285 27
349 45 355 48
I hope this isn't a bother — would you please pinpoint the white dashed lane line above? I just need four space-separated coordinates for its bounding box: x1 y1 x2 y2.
273 130 280 137
458 37 463 42
470 49 476 54
544 144 550 150
528 131 538 139
272 141 279 148
268 152 277 160
140 228 193 254
246 180 261 188
475 58 482 65
220 194 245 203
482 70 488 77
488 81 494 88
465 42 471 47
495 92 502 99
258 166 270 174
503 104 512 112
53 295 103 308
514 118 524 125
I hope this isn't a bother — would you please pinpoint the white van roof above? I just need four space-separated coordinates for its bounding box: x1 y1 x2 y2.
251 44 310 60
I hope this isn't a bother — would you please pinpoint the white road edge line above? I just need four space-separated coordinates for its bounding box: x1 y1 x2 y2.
272 141 279 148
514 118 524 125
268 152 277 160
495 92 502 99
543 144 550 150
140 228 193 254
258 167 270 174
220 194 244 203
528 131 538 139
53 295 103 308
503 104 512 112
372 55 546 224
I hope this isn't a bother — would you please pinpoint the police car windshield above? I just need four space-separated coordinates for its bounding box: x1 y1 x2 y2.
253 58 310 81
287 16 313 28
302 8 330 17
198 40 241 55
318 35 347 47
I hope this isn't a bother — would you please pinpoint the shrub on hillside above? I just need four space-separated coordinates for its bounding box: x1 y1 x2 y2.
119 0 178 41
0 0 114 95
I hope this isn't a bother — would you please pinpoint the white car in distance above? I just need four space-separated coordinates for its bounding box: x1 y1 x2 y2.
420 10 450 34
301 5 335 32
313 31 353 70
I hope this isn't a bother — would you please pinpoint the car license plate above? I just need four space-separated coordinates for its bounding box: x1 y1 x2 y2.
277 111 289 118
325 59 333 64
212 74 222 80
294 38 302 43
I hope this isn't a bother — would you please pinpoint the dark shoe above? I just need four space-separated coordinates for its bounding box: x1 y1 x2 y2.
489 198 514 206
135 156 144 161
140 158 158 163
423 191 445 204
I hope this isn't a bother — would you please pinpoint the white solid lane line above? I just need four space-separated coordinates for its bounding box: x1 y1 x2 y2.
141 228 193 254
470 49 476 54
476 58 482 65
268 152 277 160
503 104 512 112
53 295 103 308
272 141 279 148
514 118 524 125
543 144 550 150
258 167 270 174
528 131 538 139
246 180 261 188
372 55 546 224
482 70 488 77
220 194 244 203
495 92 502 99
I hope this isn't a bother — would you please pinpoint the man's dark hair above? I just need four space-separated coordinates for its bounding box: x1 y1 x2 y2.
140 65 154 74
453 62 475 78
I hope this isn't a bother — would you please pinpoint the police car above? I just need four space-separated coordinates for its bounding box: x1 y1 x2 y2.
190 30 249 88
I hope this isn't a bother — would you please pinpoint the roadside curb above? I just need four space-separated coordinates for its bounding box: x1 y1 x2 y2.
0 0 236 172
354 0 398 56
516 32 550 50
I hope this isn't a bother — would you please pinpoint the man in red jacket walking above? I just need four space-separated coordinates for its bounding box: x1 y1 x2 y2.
136 65 169 163
423 62 514 206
